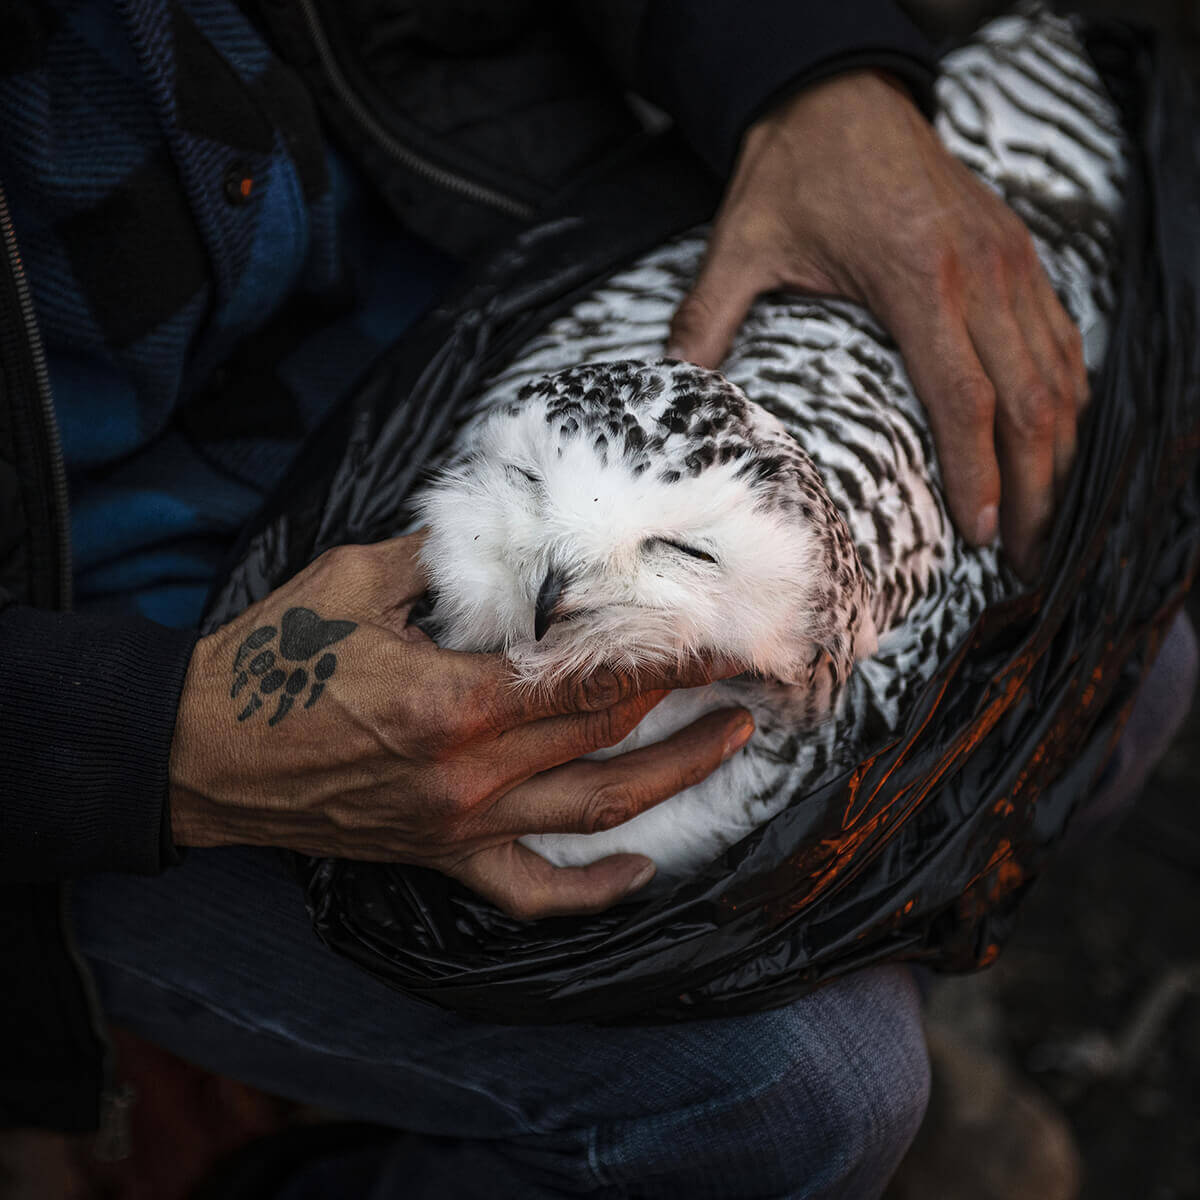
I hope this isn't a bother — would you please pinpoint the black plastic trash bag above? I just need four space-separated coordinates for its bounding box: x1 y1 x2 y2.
203 22 1200 1024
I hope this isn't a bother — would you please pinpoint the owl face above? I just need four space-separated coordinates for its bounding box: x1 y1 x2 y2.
413 361 876 693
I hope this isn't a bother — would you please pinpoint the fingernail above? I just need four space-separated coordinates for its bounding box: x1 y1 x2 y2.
975 505 999 545
722 718 755 760
625 861 657 894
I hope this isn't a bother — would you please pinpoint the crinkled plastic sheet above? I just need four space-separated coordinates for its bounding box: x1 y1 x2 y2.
203 23 1200 1024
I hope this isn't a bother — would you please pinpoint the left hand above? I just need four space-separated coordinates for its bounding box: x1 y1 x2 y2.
667 69 1088 581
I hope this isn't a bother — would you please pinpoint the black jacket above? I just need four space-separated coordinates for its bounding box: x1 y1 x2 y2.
0 0 935 1131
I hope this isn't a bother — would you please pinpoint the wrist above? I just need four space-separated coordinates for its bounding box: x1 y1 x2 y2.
743 67 918 153
168 632 233 848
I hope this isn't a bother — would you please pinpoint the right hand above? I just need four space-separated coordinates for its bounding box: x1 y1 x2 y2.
169 534 753 919
668 69 1087 580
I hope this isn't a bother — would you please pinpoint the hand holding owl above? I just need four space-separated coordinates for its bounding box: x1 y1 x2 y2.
167 533 750 917
668 67 1087 581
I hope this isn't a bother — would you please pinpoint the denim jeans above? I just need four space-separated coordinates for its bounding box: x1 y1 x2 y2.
70 615 1196 1199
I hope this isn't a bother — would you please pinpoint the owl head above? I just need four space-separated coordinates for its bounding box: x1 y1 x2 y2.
414 360 876 707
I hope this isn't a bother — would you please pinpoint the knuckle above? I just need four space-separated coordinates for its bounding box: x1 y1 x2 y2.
979 244 1010 289
437 660 513 741
671 290 719 341
581 782 638 835
395 690 456 753
439 788 474 825
956 377 996 426
1051 365 1077 409
918 245 958 293
1012 383 1056 440
672 294 704 330
439 767 492 819
461 679 510 738
583 702 640 751
570 668 630 713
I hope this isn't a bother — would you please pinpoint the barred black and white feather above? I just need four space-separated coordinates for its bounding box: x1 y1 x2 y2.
411 8 1131 880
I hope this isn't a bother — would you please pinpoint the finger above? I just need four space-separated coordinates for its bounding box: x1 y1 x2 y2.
970 307 1057 580
1031 269 1089 415
1031 279 1089 502
1011 282 1077 497
667 235 769 369
366 532 432 635
308 534 431 637
451 842 658 920
486 707 754 837
458 652 745 735
882 292 1001 545
486 690 672 789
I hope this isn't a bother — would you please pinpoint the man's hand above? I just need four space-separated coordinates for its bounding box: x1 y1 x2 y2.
667 70 1088 580
169 534 752 919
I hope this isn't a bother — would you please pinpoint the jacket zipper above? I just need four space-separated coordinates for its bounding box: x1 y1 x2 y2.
0 180 72 610
294 0 535 221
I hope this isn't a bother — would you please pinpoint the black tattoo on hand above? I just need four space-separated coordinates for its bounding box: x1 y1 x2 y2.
231 607 356 726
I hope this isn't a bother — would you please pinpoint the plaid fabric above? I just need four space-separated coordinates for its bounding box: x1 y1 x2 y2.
0 0 457 628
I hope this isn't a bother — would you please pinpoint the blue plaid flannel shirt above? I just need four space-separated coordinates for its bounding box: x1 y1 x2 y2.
0 0 457 628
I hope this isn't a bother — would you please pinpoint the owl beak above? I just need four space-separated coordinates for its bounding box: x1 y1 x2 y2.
534 566 571 641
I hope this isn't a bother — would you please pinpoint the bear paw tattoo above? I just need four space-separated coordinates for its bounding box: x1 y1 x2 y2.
231 607 357 727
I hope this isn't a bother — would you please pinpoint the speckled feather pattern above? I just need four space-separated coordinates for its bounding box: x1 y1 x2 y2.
410 10 1131 880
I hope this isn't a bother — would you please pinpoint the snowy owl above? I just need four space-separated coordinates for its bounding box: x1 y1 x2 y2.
418 359 879 711
416 359 886 880
410 8 1130 882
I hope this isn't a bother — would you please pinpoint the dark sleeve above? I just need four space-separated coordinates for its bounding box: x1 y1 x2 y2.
572 0 938 176
0 605 198 881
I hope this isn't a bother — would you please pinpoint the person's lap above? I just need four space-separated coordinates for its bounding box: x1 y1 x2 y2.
69 612 1197 1198
72 841 929 1198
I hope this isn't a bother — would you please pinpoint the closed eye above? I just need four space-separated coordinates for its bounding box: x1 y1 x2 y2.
655 538 718 564
506 464 542 487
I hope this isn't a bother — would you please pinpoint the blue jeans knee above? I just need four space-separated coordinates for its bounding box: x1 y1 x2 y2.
584 965 929 1200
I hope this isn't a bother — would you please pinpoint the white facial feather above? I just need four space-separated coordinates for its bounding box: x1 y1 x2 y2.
415 360 877 715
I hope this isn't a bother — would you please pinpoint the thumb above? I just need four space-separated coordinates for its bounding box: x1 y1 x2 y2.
667 250 764 369
357 531 432 638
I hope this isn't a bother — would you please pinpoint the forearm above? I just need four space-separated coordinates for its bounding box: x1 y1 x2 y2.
0 604 197 881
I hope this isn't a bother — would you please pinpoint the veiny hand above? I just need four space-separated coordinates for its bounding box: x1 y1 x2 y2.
667 70 1088 580
169 534 752 919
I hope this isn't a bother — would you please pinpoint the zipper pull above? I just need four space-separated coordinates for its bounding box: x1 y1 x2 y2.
93 1082 137 1162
